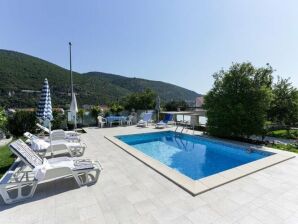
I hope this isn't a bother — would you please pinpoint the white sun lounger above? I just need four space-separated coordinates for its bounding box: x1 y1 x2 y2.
36 123 80 142
24 132 86 157
155 114 175 129
0 139 102 204
137 113 153 127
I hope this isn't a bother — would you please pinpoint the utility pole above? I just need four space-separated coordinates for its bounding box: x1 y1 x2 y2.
69 42 73 96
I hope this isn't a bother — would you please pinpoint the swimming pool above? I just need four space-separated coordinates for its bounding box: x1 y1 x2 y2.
117 131 273 180
107 131 293 195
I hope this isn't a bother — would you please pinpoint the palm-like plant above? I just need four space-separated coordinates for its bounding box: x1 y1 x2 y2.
78 109 85 126
90 106 101 125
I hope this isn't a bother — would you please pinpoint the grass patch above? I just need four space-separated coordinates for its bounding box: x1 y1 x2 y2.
267 143 298 154
267 129 298 139
0 141 15 178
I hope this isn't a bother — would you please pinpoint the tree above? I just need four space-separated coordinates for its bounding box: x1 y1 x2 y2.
164 100 188 111
268 77 298 127
123 89 156 111
109 103 124 115
204 63 273 138
0 108 7 133
52 110 67 130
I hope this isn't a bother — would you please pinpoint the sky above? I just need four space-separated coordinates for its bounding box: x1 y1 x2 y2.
0 0 298 94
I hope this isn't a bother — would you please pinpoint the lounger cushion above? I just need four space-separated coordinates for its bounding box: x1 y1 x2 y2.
157 121 166 125
48 157 75 169
31 138 50 151
27 133 82 149
137 120 145 124
137 121 147 127
33 159 51 181
48 157 94 170
32 157 94 181
73 159 94 170
52 140 77 146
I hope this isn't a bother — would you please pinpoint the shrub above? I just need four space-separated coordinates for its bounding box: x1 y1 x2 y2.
78 109 85 126
267 143 298 153
267 129 298 139
67 122 75 130
7 111 37 137
0 108 8 133
52 111 67 130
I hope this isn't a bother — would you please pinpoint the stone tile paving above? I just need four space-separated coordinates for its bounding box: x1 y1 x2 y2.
0 125 297 224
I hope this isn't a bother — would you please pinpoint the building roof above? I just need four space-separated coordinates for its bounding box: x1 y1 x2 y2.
160 109 206 116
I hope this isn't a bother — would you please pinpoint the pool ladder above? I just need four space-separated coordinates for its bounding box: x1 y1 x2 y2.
175 126 187 133
175 125 195 135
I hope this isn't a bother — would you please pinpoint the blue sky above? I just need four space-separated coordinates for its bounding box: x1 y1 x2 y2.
0 0 297 94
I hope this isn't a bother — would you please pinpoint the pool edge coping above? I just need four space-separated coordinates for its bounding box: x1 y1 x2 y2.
104 133 295 196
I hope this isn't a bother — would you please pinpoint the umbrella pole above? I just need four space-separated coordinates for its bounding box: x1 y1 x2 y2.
49 121 53 157
74 113 77 132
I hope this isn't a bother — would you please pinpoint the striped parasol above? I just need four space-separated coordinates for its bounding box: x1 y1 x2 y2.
36 78 53 122
36 78 54 156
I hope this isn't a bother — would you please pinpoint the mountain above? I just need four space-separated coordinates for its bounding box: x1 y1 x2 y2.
0 49 201 108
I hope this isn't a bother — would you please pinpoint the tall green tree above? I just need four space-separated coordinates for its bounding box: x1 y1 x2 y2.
268 77 298 126
204 63 273 138
123 89 156 111
164 100 188 111
109 103 124 115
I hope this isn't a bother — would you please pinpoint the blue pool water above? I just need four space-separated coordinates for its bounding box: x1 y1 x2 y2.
117 131 273 180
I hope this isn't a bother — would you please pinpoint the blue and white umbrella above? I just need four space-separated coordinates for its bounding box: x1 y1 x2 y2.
37 78 53 121
37 78 54 156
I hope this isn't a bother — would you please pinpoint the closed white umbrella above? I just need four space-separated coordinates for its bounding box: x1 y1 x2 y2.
155 96 161 121
70 93 78 130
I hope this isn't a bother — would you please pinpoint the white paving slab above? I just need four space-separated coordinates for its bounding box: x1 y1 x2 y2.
0 125 297 224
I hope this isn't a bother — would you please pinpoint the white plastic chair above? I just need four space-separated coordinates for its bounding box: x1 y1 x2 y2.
126 115 134 126
97 116 107 128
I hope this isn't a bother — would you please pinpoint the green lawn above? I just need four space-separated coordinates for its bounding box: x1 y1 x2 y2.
0 141 15 178
267 129 298 139
267 143 298 154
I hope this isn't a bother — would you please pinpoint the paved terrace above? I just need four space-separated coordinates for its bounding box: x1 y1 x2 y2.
1 126 298 224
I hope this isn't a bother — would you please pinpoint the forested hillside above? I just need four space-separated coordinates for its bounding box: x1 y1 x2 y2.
0 50 200 108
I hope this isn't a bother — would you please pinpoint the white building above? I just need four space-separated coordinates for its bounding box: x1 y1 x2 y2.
195 96 204 108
